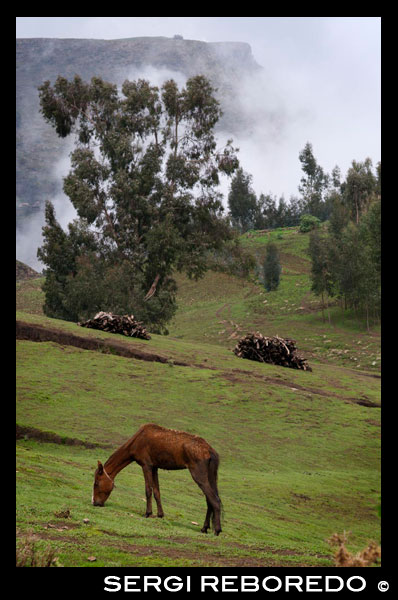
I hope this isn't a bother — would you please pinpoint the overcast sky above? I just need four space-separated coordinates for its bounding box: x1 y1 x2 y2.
16 17 381 203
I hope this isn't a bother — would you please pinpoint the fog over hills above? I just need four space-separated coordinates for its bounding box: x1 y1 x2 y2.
17 36 280 269
16 37 264 209
15 24 380 271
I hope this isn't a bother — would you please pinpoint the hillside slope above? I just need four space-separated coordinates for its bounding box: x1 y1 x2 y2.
16 225 381 373
16 230 381 567
16 310 380 567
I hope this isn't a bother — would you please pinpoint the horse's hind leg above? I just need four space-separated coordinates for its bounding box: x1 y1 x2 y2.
189 463 221 535
152 467 164 518
201 498 213 533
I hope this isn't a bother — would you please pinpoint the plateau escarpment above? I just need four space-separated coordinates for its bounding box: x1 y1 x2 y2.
16 36 261 226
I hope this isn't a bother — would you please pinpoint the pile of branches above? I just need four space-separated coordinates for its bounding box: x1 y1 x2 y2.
233 332 311 371
78 312 151 340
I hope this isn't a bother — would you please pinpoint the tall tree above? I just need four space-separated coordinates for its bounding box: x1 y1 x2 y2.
298 142 329 220
227 168 259 232
263 242 281 292
257 193 277 229
329 211 380 329
37 75 239 331
306 154 381 329
308 230 335 323
342 158 377 224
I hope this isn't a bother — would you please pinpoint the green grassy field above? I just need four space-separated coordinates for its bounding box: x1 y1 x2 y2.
16 226 381 567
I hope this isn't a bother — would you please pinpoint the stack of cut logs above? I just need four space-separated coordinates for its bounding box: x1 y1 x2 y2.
233 332 311 371
78 312 151 340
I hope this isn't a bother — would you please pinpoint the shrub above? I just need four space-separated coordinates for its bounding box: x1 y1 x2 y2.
16 537 62 567
327 532 380 567
299 214 321 233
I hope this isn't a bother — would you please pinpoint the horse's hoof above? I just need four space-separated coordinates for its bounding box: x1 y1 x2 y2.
201 527 208 534
157 514 164 518
144 512 152 518
215 530 221 536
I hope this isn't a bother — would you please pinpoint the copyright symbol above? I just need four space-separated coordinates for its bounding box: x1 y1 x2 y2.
378 581 389 592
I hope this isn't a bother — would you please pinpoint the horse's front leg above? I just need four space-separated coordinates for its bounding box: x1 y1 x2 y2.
142 466 153 517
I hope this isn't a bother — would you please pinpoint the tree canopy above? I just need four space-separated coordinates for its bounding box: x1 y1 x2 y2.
263 242 281 292
227 168 259 232
37 74 239 332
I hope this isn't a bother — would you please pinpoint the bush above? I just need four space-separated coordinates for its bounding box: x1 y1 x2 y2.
16 537 62 567
299 214 321 233
207 239 257 278
327 532 380 567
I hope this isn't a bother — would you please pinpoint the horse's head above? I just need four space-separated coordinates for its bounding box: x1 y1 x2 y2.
92 461 115 506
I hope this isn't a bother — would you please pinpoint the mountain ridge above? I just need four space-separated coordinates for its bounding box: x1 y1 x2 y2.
16 36 262 229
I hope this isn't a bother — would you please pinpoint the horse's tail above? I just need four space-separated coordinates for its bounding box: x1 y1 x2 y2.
209 449 223 530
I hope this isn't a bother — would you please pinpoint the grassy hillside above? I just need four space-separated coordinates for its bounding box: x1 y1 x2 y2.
170 227 380 373
16 227 381 567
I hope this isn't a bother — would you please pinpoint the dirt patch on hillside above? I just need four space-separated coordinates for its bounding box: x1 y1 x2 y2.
225 369 381 407
23 527 328 567
16 424 112 449
108 542 314 567
17 321 380 408
16 320 191 367
279 252 311 276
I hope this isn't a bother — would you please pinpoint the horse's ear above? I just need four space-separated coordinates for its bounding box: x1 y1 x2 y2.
97 461 103 474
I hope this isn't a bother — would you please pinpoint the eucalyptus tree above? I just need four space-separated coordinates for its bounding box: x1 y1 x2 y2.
342 158 377 224
298 142 329 220
37 74 239 331
227 167 259 232
308 230 335 323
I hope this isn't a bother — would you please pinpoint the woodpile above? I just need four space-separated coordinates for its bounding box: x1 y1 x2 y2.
233 332 312 371
78 312 151 340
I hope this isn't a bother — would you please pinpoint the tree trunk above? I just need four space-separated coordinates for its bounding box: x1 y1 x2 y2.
326 295 331 325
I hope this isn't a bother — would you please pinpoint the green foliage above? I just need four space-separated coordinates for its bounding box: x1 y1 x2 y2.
342 158 378 224
228 180 305 233
308 196 381 329
262 241 281 291
37 74 239 331
299 214 321 233
308 230 334 296
337 217 380 321
308 230 335 322
298 142 330 220
300 150 380 330
227 168 259 232
206 237 257 278
360 199 381 277
327 192 350 239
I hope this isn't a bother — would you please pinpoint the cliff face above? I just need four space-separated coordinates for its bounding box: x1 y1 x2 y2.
16 36 261 223
16 37 259 82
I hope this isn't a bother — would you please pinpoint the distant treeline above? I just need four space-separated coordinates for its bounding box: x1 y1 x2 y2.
227 143 381 329
227 142 380 232
308 187 380 330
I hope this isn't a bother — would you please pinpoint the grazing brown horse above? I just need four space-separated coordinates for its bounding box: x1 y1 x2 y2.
92 423 222 535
